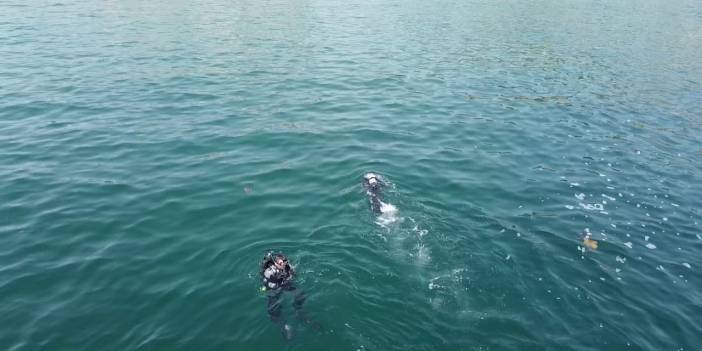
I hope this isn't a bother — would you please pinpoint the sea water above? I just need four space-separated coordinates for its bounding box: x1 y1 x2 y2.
1 0 701 350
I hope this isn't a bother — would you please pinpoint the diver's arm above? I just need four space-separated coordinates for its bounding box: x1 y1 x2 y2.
282 264 295 284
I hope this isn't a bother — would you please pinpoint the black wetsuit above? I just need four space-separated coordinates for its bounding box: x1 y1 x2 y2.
262 261 305 324
364 179 383 213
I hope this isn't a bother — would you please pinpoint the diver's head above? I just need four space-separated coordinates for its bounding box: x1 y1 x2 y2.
274 254 287 268
364 173 379 186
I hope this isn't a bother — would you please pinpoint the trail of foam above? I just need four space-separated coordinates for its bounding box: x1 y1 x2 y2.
366 175 431 265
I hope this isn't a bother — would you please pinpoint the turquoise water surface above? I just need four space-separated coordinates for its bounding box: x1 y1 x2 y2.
2 0 702 350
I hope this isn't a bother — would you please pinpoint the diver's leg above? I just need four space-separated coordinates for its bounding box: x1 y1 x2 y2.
267 289 283 323
286 285 305 311
268 289 294 339
280 284 305 310
288 285 322 331
371 196 382 213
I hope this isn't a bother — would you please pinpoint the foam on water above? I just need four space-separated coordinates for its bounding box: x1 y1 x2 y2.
374 201 398 227
413 242 431 264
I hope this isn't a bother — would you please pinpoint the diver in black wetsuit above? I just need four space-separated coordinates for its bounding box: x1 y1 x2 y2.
260 252 317 339
363 172 384 213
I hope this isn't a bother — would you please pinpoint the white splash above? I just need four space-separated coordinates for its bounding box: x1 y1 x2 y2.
624 242 633 248
602 194 616 201
575 193 586 200
616 256 626 263
580 203 604 211
428 277 443 290
682 263 691 269
379 201 397 214
375 201 398 227
645 243 657 249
